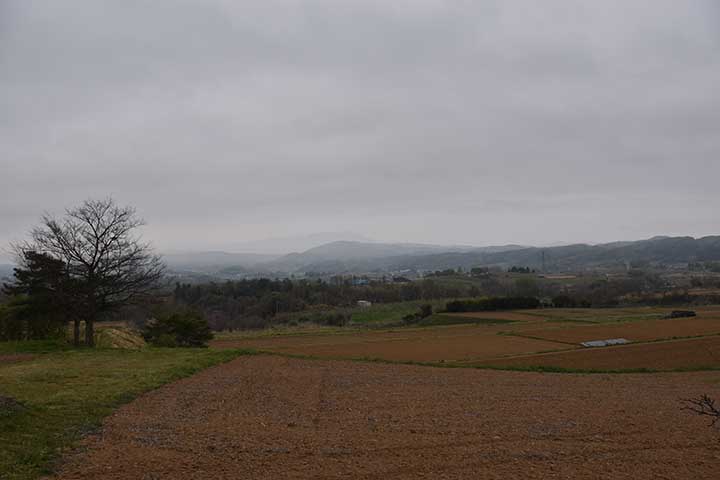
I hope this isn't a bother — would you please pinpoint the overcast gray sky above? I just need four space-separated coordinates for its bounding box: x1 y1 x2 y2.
1 0 719 254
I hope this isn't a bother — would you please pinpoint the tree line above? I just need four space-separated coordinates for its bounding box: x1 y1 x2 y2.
1 199 163 345
172 277 476 330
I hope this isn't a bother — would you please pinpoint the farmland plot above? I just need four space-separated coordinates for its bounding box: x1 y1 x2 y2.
214 324 572 362
514 316 720 344
474 336 720 371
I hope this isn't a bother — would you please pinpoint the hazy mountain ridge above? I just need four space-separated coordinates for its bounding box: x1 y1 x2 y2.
377 236 720 273
254 236 720 274
218 232 374 255
162 251 281 273
6 237 720 279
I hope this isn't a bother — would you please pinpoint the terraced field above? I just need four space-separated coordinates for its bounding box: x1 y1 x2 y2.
213 306 720 371
215 325 568 362
514 316 720 344
470 336 720 371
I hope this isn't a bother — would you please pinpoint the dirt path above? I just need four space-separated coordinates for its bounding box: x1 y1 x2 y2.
52 356 720 479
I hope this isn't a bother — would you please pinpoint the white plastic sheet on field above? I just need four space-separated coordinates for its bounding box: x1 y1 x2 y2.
580 338 630 348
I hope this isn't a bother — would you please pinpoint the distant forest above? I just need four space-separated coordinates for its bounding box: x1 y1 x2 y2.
172 278 469 329
170 267 720 330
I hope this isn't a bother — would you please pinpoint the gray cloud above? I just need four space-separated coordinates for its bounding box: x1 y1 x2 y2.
2 0 719 254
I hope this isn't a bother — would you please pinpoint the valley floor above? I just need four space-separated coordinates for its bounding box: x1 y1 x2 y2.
51 355 720 479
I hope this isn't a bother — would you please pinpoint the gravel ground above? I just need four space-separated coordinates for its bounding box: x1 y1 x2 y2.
52 356 720 479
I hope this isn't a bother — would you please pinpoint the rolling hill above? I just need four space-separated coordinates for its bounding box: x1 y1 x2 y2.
160 236 720 277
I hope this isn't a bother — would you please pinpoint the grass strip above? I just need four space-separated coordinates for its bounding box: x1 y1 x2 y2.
0 345 255 480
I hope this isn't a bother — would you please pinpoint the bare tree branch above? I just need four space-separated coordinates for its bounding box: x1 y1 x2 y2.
15 198 165 346
681 395 720 428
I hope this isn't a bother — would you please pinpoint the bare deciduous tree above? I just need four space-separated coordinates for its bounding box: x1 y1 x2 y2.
681 395 720 429
14 198 164 346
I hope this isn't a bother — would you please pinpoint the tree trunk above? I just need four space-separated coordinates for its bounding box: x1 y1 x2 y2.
85 318 95 347
73 319 80 347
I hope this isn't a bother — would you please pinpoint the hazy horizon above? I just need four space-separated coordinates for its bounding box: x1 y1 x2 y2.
2 1 719 254
2 230 718 264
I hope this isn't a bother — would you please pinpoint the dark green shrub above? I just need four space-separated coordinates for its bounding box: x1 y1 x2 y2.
318 312 349 326
403 304 434 325
142 310 213 347
445 296 540 313
551 295 591 308
0 297 67 341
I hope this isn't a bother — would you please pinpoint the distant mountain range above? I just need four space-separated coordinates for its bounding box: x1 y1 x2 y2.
163 236 720 277
379 236 720 273
162 251 281 273
204 232 375 255
5 237 717 281
256 241 523 274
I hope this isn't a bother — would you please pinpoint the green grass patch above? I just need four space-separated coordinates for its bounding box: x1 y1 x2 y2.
415 314 515 327
0 339 73 355
0 345 253 480
349 300 447 325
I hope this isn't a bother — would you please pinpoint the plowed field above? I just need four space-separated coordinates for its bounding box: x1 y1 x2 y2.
213 324 572 362
50 356 720 480
516 317 720 344
474 336 720 370
213 306 720 370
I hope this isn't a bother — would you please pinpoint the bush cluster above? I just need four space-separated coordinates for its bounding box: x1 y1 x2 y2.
551 295 591 308
402 304 433 324
295 311 351 327
445 296 540 313
142 310 213 347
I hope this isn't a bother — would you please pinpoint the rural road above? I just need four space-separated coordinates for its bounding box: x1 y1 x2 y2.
52 356 720 479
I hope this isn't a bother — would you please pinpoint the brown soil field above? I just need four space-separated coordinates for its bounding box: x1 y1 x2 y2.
531 307 668 322
475 336 720 370
516 317 720 344
689 288 720 296
51 355 720 479
213 306 720 369
213 324 572 362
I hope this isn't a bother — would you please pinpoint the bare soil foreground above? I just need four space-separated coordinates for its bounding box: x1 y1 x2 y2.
52 355 720 479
